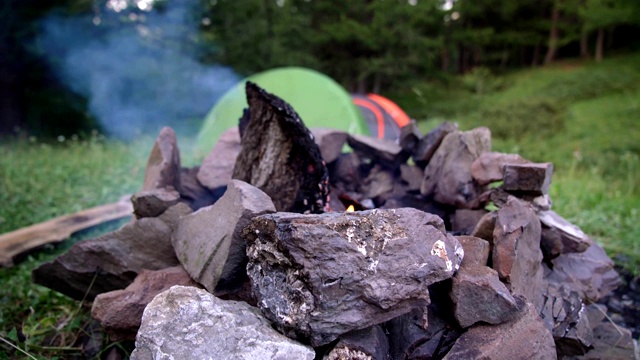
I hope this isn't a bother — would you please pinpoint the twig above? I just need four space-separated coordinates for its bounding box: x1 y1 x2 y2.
0 336 38 360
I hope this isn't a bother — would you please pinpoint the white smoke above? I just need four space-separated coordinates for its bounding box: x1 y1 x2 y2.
36 0 239 139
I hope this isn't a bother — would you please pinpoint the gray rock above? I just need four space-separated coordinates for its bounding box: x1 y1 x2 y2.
399 164 423 192
243 208 463 346
451 265 522 328
470 152 530 186
347 134 408 170
311 128 348 164
177 166 218 211
130 285 315 360
197 126 242 191
362 165 395 199
131 187 180 219
492 196 545 310
470 211 497 242
443 302 557 360
455 235 490 268
142 127 181 191
539 282 593 357
546 243 621 302
386 303 462 360
32 203 192 300
451 209 488 235
420 127 491 208
172 180 276 293
324 326 389 360
398 120 422 154
503 162 554 195
91 266 201 341
413 121 458 167
538 210 593 255
573 321 640 360
232 82 329 214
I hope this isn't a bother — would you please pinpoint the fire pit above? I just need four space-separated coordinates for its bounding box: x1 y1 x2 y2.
33 83 638 359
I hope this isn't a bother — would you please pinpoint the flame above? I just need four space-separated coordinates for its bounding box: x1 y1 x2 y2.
346 205 355 212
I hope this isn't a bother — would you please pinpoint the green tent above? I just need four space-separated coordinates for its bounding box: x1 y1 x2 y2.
196 67 370 152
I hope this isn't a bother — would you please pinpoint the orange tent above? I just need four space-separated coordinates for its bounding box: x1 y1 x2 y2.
352 94 411 141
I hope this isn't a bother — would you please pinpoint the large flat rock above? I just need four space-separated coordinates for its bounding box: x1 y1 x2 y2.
443 302 557 360
172 180 275 293
243 208 463 346
131 286 315 360
32 204 192 300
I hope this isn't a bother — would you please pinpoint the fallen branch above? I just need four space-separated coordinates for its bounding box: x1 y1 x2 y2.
0 195 133 267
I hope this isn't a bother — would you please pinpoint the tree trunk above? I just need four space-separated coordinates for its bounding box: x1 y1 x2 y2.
532 44 541 67
441 46 450 72
544 6 560 65
580 30 590 59
595 28 604 62
372 73 381 94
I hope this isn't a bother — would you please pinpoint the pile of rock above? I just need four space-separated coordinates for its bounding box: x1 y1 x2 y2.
33 83 638 359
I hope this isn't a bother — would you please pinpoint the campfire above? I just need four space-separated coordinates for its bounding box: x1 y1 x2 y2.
32 82 637 359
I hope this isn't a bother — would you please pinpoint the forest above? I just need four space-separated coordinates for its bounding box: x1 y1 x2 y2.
1 0 640 136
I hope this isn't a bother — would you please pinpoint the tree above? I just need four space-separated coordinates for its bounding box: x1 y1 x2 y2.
580 0 640 61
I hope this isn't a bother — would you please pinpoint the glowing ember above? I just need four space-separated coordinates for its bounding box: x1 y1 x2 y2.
346 205 355 212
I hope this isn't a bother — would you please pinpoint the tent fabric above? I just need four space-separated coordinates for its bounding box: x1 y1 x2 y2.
352 93 411 141
196 67 369 153
352 95 400 141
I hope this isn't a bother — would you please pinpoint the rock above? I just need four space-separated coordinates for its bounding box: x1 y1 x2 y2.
172 180 276 293
451 265 522 328
142 127 181 191
379 194 450 222
197 126 242 192
503 162 554 195
311 128 348 164
455 236 490 268
386 302 462 360
420 127 491 208
329 152 362 193
243 208 463 346
398 120 422 154
574 321 640 360
413 121 458 168
347 134 409 170
451 209 488 235
443 302 557 360
130 286 315 360
130 187 180 219
399 164 423 192
232 82 329 214
470 211 497 242
324 326 389 360
539 282 593 357
470 152 530 186
362 165 395 200
90 266 200 341
546 243 621 302
32 203 192 300
538 210 593 255
492 196 544 310
177 166 218 211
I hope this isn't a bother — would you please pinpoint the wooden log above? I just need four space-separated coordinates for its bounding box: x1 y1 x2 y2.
0 195 133 267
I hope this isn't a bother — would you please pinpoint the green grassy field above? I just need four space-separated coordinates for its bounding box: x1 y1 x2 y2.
1 54 639 358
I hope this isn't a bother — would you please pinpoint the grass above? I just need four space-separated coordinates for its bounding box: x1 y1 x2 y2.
1 54 639 358
0 134 153 359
